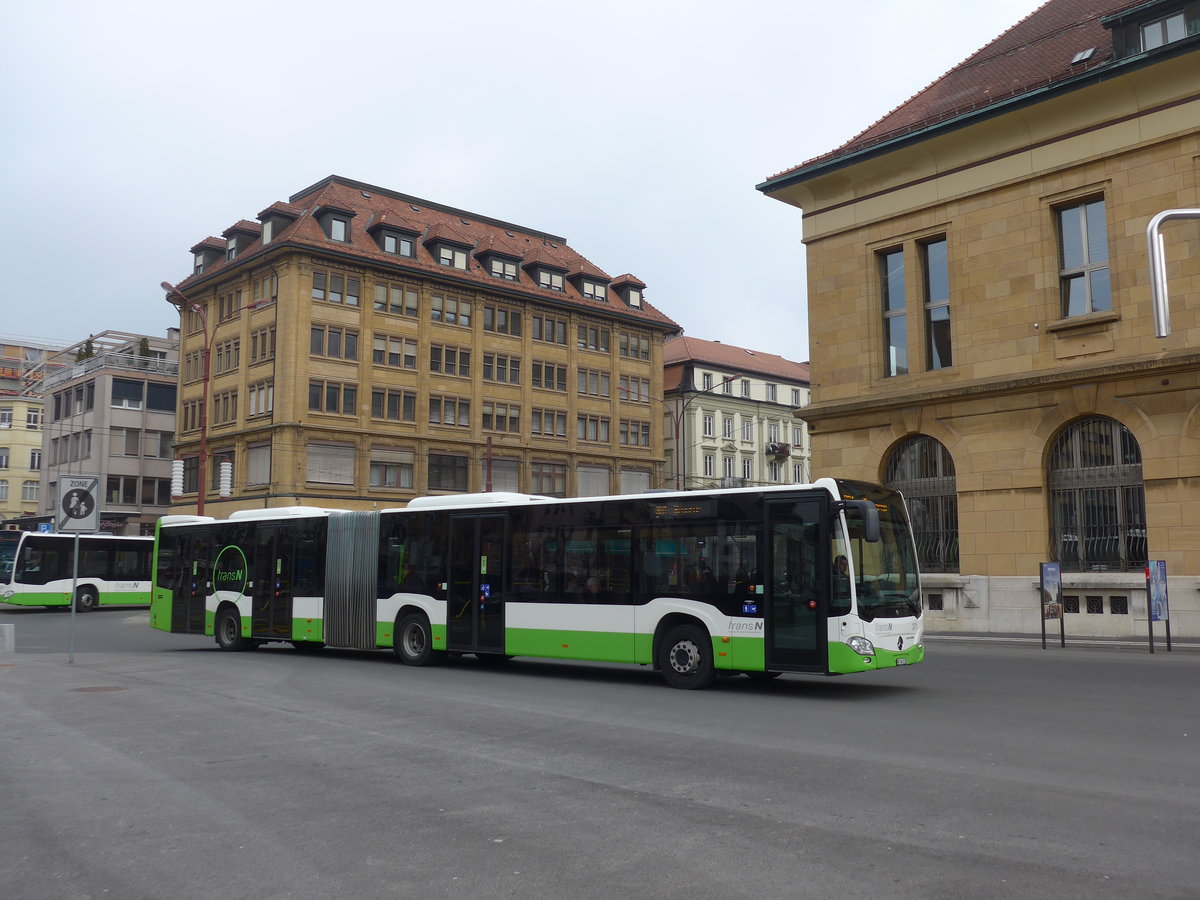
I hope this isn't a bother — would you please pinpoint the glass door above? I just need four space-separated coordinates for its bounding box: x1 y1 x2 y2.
446 515 507 653
765 499 825 671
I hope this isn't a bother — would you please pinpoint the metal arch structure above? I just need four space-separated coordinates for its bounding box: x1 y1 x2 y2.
1146 208 1200 338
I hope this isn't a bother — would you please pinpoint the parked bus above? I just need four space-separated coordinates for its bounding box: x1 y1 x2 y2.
1 532 154 611
150 478 924 688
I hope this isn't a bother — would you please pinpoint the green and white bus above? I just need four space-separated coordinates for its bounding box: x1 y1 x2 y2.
1 532 154 610
150 478 924 688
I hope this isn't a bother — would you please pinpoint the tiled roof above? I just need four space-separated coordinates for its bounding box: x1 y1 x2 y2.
768 0 1149 179
663 335 810 384
177 176 679 332
223 220 261 237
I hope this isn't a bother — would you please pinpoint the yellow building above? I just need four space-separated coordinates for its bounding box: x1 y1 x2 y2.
1 338 65 526
759 0 1199 637
165 176 679 516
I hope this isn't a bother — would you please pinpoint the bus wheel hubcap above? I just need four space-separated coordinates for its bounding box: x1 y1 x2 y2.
670 642 698 674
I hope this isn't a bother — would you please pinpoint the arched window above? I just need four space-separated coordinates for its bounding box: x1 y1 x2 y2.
884 435 958 572
1048 417 1146 572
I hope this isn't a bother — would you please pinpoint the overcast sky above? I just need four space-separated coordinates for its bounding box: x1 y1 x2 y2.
1 0 1046 361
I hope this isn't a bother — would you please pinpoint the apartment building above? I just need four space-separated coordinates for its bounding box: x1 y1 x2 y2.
662 336 810 490
759 0 1199 637
0 337 65 527
164 176 680 514
40 331 180 535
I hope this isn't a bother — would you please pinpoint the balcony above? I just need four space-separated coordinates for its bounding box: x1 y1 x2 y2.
43 352 179 389
765 442 791 457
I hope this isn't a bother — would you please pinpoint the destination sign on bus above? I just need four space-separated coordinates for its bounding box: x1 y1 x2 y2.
650 499 716 520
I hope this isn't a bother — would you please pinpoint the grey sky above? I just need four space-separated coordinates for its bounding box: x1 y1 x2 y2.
1 0 1045 360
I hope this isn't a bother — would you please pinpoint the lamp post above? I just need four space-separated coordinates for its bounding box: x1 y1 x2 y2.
623 372 742 490
161 281 212 514
1146 208 1200 338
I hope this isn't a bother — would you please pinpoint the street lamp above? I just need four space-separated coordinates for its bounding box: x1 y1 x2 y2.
161 281 213 514
622 372 742 490
1146 208 1200 338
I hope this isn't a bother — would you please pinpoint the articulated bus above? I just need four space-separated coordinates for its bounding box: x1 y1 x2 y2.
150 478 924 689
1 532 154 610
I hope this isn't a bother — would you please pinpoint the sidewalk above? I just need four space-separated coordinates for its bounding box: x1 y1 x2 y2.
927 629 1199 651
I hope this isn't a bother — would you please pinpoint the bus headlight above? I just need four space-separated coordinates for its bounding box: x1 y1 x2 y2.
846 635 875 656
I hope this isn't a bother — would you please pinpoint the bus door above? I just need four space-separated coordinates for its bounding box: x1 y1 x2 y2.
765 499 825 671
446 514 507 654
251 524 293 640
167 528 209 634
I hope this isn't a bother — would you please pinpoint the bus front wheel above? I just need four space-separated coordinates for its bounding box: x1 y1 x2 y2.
394 612 442 667
215 607 250 651
658 624 717 690
75 586 99 612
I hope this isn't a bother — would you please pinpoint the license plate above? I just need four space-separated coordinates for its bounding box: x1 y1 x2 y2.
895 658 908 665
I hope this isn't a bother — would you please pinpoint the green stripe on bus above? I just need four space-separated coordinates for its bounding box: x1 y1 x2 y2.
828 641 925 673
1 591 150 607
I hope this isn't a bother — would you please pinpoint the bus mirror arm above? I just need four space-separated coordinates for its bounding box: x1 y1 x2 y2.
836 501 881 543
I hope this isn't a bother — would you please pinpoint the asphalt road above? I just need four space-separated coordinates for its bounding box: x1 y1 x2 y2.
1 608 1197 899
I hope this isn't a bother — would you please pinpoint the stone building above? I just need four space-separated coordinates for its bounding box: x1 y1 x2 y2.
662 336 810 490
164 176 679 515
758 0 1199 637
0 337 65 527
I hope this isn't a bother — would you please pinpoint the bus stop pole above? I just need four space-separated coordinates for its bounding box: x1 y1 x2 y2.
69 531 80 664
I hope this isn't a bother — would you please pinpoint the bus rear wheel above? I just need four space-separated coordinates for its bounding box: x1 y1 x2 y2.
215 607 250 651
395 612 442 666
658 624 717 690
75 586 99 612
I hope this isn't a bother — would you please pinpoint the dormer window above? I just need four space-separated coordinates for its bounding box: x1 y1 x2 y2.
610 275 646 308
1141 11 1187 50
581 280 607 301
314 204 357 243
627 288 642 308
1108 3 1199 58
261 220 274 244
536 269 564 292
384 233 414 257
194 253 205 275
491 258 518 280
226 238 239 261
437 245 469 270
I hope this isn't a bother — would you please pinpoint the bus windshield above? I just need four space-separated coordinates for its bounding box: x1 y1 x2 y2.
838 484 922 621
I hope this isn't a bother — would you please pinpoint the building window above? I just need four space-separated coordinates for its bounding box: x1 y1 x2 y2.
793 463 804 483
490 258 518 281
531 408 567 437
112 379 144 409
212 390 238 426
22 480 38 503
768 461 781 482
703 454 715 478
742 421 752 441
880 248 907 377
531 362 567 392
430 293 471 326
307 442 355 485
619 332 650 360
252 272 278 304
1048 417 1146 572
429 454 468 491
483 354 521 384
429 395 470 427
723 417 733 439
247 381 274 417
142 477 171 507
111 427 141 456
1140 11 1188 50
372 334 417 370
792 388 801 406
483 305 522 336
369 448 414 489
767 424 779 443
29 449 41 470
312 270 360 306
618 376 649 403
436 245 469 269
703 415 714 437
577 415 610 443
0 407 11 429
577 368 611 398
531 462 566 497
576 325 610 352
723 457 735 478
328 217 350 242
885 434 959 573
214 338 241 374
532 315 568 345
482 403 520 433
374 282 419 317
370 388 416 422
246 443 271 486
107 475 139 505
430 345 471 377
702 373 713 391
250 327 276 363
538 269 564 291
741 379 751 398
742 458 752 480
620 420 651 447
1057 198 1111 317
310 326 358 361
381 232 415 257
308 380 357 416
581 280 606 300
766 383 777 402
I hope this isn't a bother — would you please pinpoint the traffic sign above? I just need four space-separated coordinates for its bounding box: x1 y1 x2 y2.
58 476 100 533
